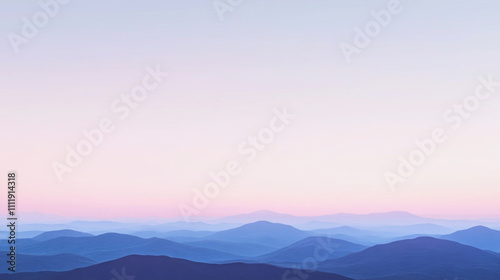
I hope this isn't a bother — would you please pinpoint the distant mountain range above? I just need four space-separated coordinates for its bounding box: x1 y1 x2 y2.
318 237 500 280
0 255 353 280
7 211 500 233
131 229 214 240
21 233 145 255
210 210 500 229
32 229 94 241
20 233 237 262
209 211 433 227
85 237 239 262
310 223 454 245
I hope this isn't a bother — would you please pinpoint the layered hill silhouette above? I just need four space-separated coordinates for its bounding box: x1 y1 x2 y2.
214 211 428 226
85 237 239 262
254 236 367 264
10 211 500 234
311 226 390 245
21 233 238 262
0 255 354 280
205 221 311 247
6 218 500 278
441 226 500 252
32 229 94 241
131 229 214 240
21 233 145 255
0 251 96 272
318 237 500 280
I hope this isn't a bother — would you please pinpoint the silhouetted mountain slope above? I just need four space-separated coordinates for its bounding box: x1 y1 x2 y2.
318 237 500 280
22 233 145 255
0 255 354 280
0 252 96 272
441 226 500 252
32 229 93 241
491 251 500 257
21 233 239 262
256 236 367 263
185 240 276 257
312 224 451 243
311 226 390 245
85 237 239 262
132 230 214 239
206 221 310 247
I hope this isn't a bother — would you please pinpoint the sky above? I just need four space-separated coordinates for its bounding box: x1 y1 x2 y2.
1 0 500 220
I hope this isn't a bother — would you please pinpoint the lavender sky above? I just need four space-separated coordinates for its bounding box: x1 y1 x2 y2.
1 0 499 219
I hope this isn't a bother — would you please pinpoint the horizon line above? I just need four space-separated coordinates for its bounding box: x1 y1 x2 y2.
5 210 500 222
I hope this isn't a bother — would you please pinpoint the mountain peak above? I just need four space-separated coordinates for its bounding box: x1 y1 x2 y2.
319 236 500 279
208 221 310 247
238 220 299 230
441 225 500 252
33 229 93 241
468 225 494 231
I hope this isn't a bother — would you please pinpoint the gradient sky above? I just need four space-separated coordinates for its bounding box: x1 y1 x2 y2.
1 0 500 219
